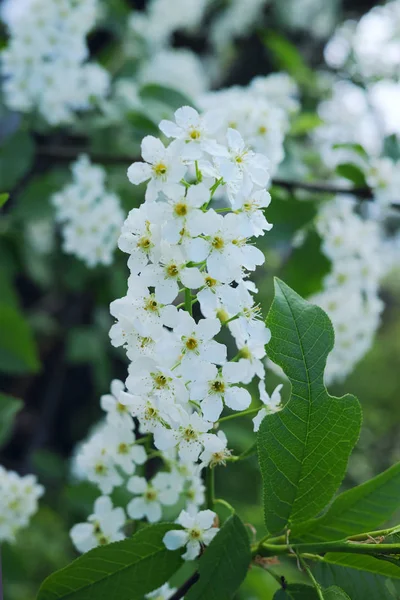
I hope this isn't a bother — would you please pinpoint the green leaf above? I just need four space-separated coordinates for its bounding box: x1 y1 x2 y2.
335 163 367 187
260 31 315 87
139 84 196 112
185 514 251 600
267 190 317 244
290 113 323 136
314 562 395 600
280 231 331 297
126 110 159 136
258 279 362 534
332 143 369 160
0 192 9 208
292 462 400 542
0 130 35 190
323 553 400 580
0 393 23 449
323 587 351 599
36 523 183 600
273 584 319 599
0 304 41 374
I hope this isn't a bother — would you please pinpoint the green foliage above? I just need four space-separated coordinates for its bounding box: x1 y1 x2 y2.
258 279 362 534
292 462 400 542
126 110 159 136
0 192 10 207
335 163 367 187
322 553 400 580
0 393 23 449
0 129 35 189
314 562 396 600
323 587 351 599
290 113 323 136
139 83 196 112
185 514 251 600
266 189 317 244
0 304 41 374
36 523 184 600
260 31 315 87
280 230 331 297
273 584 319 599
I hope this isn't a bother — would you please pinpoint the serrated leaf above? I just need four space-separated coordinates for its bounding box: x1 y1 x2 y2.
292 462 400 542
0 393 23 449
0 193 9 208
273 584 319 599
323 586 351 599
314 562 395 600
0 129 35 189
36 523 183 600
258 279 362 534
139 84 196 111
335 163 367 187
0 304 41 374
323 553 400 580
185 514 251 600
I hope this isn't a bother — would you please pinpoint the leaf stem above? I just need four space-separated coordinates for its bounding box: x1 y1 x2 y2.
218 407 260 423
185 288 193 316
206 467 215 509
253 539 400 558
298 555 324 600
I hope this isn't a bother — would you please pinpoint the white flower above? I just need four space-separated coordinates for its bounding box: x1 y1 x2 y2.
125 357 189 406
75 430 123 494
163 509 219 560
161 182 210 244
190 362 251 422
253 382 283 432
107 427 147 475
127 473 180 523
100 380 134 429
160 106 219 159
127 136 186 201
70 496 125 554
200 431 231 468
171 411 217 462
232 186 273 238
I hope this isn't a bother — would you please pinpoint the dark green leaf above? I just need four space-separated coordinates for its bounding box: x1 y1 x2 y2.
0 393 23 449
36 523 183 600
0 130 35 189
267 190 317 244
12 170 68 221
0 304 41 374
292 462 400 542
323 553 400 580
126 110 159 136
273 584 319 599
260 31 315 86
280 231 331 297
314 562 395 600
139 84 196 111
323 587 351 599
258 279 362 534
335 163 367 187
185 514 251 600
383 135 400 161
0 192 9 207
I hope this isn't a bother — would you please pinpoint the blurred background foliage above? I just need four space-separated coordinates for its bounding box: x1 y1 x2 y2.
0 0 399 598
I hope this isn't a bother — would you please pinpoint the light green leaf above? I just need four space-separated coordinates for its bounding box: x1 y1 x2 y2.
292 462 400 542
260 31 315 87
0 193 9 208
0 393 23 449
0 130 35 189
273 584 319 599
335 163 367 187
185 514 251 600
332 143 368 160
139 83 196 111
36 523 183 600
258 279 362 534
290 113 323 136
0 304 41 374
323 587 351 599
314 562 395 600
323 553 400 580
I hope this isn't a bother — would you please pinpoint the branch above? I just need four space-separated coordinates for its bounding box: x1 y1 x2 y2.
169 571 199 600
253 540 400 558
35 144 400 210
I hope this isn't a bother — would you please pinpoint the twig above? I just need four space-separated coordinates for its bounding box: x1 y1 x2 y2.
169 571 200 600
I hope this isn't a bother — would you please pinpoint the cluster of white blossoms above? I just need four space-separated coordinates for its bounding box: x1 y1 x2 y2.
324 0 400 80
0 0 109 124
0 465 44 543
310 197 391 384
51 155 124 268
70 106 281 558
199 73 299 176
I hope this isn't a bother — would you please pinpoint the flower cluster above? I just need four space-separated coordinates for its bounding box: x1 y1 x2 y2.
70 106 277 555
1 0 109 124
51 155 124 267
0 465 44 543
310 197 391 384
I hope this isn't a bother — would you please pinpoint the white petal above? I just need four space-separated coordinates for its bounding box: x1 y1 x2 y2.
127 162 152 184
145 501 162 523
141 135 165 163
196 509 216 530
225 387 251 411
197 318 221 341
155 279 179 304
201 396 223 422
163 529 189 550
159 119 182 138
184 237 209 262
127 497 146 519
183 540 201 560
180 267 204 290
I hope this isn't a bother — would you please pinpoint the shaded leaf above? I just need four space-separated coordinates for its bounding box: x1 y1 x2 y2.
139 84 196 112
290 114 323 136
258 279 362 534
314 562 395 600
0 393 23 449
37 523 183 600
335 163 367 187
0 129 35 189
185 514 251 600
324 587 351 599
323 553 400 580
292 461 400 542
0 304 41 374
273 584 319 599
126 110 159 136
0 192 9 208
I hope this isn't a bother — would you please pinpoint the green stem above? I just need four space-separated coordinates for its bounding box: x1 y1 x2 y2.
206 467 215 510
218 406 260 423
298 555 324 600
185 288 193 316
253 540 400 558
223 314 240 326
348 525 400 542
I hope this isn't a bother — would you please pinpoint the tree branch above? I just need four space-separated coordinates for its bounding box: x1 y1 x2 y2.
169 571 199 600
